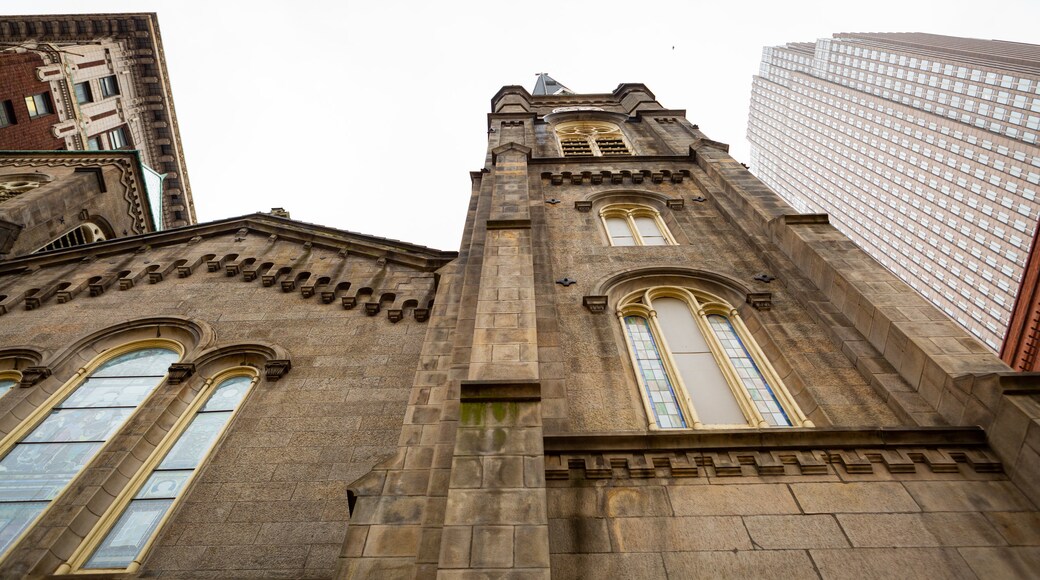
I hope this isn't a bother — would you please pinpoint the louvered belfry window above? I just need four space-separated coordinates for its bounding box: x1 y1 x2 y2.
555 121 632 157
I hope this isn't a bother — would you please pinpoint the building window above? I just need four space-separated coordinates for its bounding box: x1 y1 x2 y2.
74 81 93 104
0 376 16 400
0 345 180 557
0 101 15 128
87 135 102 150
618 287 811 429
65 371 257 572
99 75 120 98
555 121 632 156
36 222 107 253
24 93 53 118
600 204 674 246
107 126 130 149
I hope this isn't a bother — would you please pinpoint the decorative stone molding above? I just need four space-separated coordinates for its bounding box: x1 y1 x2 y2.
18 367 51 387
692 137 730 153
583 295 608 313
746 292 772 310
545 428 1002 480
544 169 690 186
666 198 684 210
574 201 593 212
165 363 195 385
264 359 292 381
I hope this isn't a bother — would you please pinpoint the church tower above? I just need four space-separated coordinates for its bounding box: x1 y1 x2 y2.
337 80 1040 578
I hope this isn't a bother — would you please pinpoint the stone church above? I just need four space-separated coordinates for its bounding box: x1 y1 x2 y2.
0 77 1039 579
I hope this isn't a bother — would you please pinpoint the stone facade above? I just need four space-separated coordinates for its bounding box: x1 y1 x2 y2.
0 81 1038 579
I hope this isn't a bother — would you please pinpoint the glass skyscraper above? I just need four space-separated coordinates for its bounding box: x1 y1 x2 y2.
748 33 1040 352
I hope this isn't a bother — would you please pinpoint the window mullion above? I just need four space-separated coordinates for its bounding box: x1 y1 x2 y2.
646 307 701 429
694 306 765 427
62 372 258 574
726 313 814 428
626 213 645 246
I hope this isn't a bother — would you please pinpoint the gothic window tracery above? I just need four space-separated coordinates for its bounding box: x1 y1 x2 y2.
555 121 632 157
600 204 674 246
618 287 811 430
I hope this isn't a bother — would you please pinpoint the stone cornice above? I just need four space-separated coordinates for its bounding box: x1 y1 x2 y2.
545 427 1002 479
0 213 457 274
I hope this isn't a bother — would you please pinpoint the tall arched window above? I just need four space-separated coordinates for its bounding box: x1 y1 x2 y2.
618 287 811 430
600 204 674 246
0 344 180 557
63 369 258 574
554 121 632 156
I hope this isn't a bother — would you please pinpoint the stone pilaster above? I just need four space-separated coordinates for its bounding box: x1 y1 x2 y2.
439 381 548 579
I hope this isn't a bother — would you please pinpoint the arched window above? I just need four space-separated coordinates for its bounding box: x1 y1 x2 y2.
601 204 674 246
618 287 811 430
35 222 108 253
64 369 258 573
0 344 180 557
555 121 632 156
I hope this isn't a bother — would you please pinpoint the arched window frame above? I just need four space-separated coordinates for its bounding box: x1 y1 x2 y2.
617 287 812 430
553 120 633 157
0 339 183 563
599 204 676 246
60 366 260 575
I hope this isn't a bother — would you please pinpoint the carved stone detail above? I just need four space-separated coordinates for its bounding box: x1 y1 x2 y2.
264 359 292 381
746 292 772 310
19 367 51 387
583 295 608 313
166 363 195 385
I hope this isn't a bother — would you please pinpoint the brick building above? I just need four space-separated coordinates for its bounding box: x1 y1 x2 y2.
0 77 1038 578
0 13 194 230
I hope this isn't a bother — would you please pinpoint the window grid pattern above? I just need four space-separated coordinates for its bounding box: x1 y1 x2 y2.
748 38 1040 350
83 375 253 570
0 348 178 556
624 316 687 429
707 315 791 426
24 93 52 118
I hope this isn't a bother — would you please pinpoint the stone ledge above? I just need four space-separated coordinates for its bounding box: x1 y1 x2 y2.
486 219 533 230
782 213 830 225
544 427 999 480
545 427 987 452
461 380 542 403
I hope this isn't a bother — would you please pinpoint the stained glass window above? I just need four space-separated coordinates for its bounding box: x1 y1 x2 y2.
83 375 252 570
0 347 177 556
707 315 791 426
624 316 686 429
619 288 807 430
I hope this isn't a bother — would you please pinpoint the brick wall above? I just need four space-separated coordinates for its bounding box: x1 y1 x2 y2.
0 53 64 150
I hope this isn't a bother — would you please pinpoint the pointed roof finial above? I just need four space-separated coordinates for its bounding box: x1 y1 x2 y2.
533 73 573 96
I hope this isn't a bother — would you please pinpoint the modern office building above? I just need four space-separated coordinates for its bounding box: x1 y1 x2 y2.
0 13 194 230
747 33 1040 359
2 71 1040 578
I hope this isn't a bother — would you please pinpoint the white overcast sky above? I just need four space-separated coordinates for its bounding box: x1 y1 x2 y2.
3 1 1039 250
